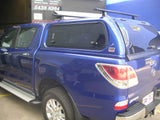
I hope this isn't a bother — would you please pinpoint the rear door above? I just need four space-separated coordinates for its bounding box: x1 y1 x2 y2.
116 19 160 106
0 28 19 80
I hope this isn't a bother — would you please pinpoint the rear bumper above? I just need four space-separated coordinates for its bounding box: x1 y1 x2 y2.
116 99 160 120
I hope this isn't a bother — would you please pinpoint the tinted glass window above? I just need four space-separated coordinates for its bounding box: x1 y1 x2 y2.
46 22 107 50
0 29 18 48
15 27 37 48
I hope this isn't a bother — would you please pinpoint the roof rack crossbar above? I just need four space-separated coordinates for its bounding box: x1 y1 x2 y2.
53 11 101 19
95 8 139 20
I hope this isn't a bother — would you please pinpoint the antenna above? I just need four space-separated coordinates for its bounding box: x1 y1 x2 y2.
95 8 139 20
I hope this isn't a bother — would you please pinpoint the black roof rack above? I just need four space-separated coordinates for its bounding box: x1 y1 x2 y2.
95 8 139 20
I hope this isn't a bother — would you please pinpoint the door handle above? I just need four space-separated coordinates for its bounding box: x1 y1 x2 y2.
22 53 30 56
3 52 8 55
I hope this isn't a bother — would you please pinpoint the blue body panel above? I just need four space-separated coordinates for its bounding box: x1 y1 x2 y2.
35 51 127 120
127 55 160 106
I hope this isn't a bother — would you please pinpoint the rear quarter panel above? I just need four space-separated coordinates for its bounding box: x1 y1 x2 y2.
35 51 127 120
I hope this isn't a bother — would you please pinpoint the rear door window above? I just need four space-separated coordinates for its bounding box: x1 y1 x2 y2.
46 22 107 50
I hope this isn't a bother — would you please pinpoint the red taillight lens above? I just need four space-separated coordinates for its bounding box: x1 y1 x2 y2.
102 65 128 80
96 63 138 89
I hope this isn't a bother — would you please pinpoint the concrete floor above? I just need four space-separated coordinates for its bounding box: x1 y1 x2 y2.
0 88 44 120
0 87 160 120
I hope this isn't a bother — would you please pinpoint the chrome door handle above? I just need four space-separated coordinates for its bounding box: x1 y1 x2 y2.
22 53 30 56
3 52 8 55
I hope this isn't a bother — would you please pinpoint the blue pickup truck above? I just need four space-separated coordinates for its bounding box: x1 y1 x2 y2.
0 10 160 120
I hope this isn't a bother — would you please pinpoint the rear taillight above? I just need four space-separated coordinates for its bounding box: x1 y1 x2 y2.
96 63 138 89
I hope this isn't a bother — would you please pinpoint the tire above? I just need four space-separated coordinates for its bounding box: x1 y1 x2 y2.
42 87 75 120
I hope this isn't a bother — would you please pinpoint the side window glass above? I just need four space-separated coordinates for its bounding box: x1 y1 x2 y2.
0 29 18 48
15 27 37 48
46 22 107 50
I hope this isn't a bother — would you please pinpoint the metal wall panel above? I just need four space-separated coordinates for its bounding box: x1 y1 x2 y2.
106 0 160 30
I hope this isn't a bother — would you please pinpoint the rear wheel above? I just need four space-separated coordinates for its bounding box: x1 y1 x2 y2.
42 87 75 120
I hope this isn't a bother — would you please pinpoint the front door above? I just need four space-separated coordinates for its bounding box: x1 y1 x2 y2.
0 26 38 93
0 28 19 80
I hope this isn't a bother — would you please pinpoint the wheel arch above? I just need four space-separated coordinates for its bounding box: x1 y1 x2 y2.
38 78 63 100
38 78 83 120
